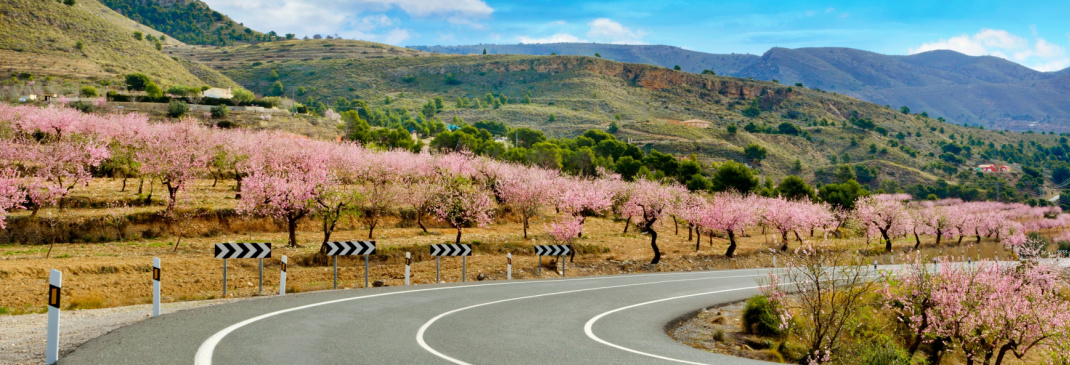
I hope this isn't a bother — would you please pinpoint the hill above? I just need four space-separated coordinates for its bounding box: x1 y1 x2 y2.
410 43 758 76
98 0 282 46
190 40 1061 200
413 43 1070 132
0 0 234 88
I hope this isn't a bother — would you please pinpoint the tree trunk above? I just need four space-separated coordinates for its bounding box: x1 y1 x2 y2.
672 215 678 235
455 227 462 244
523 215 529 239
914 230 921 250
882 228 893 252
417 212 428 233
646 223 660 265
994 343 1014 365
287 213 301 248
234 174 243 199
622 216 631 233
137 177 144 195
793 230 803 242
173 229 183 252
688 224 693 241
780 232 789 251
165 183 179 214
724 230 737 258
936 230 942 246
121 176 128 192
694 227 701 251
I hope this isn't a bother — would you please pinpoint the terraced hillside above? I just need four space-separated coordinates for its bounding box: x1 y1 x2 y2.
201 41 1059 193
98 0 280 46
0 0 232 87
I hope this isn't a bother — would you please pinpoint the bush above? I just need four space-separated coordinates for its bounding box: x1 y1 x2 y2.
742 295 783 337
210 105 228 118
80 86 98 97
858 338 910 365
166 101 189 118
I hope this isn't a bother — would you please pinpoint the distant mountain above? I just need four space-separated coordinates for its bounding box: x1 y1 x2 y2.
409 43 759 76
415 43 1070 131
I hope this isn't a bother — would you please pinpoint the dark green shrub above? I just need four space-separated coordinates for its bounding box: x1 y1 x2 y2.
859 338 910 365
742 295 782 337
210 105 229 118
166 101 189 118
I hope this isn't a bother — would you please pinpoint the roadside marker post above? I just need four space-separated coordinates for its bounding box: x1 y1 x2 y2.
214 243 272 297
534 245 572 277
507 253 512 280
46 269 61 365
404 252 411 285
324 241 376 289
429 244 472 283
152 257 161 317
279 255 287 296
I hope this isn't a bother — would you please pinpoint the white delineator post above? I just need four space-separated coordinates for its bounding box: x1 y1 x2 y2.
46 269 61 365
404 252 411 286
152 257 161 317
507 253 512 280
279 255 287 296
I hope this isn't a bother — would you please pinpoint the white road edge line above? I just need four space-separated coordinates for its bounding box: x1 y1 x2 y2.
415 274 764 365
584 285 763 365
193 269 770 365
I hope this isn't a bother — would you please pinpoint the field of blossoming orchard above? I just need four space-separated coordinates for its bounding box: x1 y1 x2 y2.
0 104 1068 363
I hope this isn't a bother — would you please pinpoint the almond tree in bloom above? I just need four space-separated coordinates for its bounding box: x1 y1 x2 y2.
555 177 613 238
546 215 583 245
136 120 211 214
855 194 911 252
924 259 1070 365
19 136 110 216
0 168 24 228
705 193 759 257
237 140 330 247
355 149 412 239
431 176 494 244
622 179 675 264
497 166 556 238
762 197 806 251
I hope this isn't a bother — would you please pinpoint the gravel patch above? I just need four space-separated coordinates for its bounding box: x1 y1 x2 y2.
0 298 251 365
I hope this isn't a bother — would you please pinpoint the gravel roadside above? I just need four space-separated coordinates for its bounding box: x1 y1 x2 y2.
0 298 253 365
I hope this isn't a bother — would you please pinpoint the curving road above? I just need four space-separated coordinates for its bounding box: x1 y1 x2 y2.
61 269 778 365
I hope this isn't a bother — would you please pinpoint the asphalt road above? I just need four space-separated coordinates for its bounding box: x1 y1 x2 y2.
61 269 778 365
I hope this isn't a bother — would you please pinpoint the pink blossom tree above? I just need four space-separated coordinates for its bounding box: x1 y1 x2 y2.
546 215 583 245
855 194 911 252
622 179 675 264
431 175 495 244
237 142 330 247
497 166 556 238
136 120 210 214
705 193 759 257
554 177 613 238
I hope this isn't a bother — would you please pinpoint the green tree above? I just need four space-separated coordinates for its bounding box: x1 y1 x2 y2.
269 69 280 81
133 31 143 41
166 101 189 118
900 106 910 114
834 164 856 183
80 86 98 97
125 73 152 91
75 41 84 50
727 123 737 134
607 121 619 133
342 110 372 143
210 105 229 118
614 156 643 181
511 127 546 148
711 161 758 194
595 53 601 58
64 0 76 6
673 65 681 70
776 176 814 201
232 88 255 105
268 81 285 96
548 114 556 122
744 143 768 164
818 180 868 210
144 82 163 98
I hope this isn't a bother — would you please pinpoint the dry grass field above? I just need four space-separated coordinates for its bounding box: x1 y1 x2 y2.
0 177 1024 315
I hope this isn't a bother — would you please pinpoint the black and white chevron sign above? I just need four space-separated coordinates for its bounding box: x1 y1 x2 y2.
214 243 271 259
534 245 572 256
430 244 472 256
325 241 376 256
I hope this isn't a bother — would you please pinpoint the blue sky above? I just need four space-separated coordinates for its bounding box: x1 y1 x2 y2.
201 0 1070 71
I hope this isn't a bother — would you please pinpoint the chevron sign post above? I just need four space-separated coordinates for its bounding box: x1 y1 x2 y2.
429 244 472 283
324 241 376 289
534 245 572 277
214 243 271 297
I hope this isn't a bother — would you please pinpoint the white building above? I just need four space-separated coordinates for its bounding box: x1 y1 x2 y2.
201 87 233 99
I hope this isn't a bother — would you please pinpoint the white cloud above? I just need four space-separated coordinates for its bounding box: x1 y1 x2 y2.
910 28 1069 71
517 33 585 44
199 0 491 45
586 18 644 44
825 7 835 13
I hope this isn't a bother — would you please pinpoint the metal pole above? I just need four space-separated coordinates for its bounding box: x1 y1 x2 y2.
333 256 338 290
538 254 542 276
280 255 287 296
562 255 566 277
152 257 161 317
364 255 369 288
462 256 466 283
223 259 227 297
436 256 440 283
405 252 411 285
258 258 264 294
507 253 512 280
47 269 61 365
